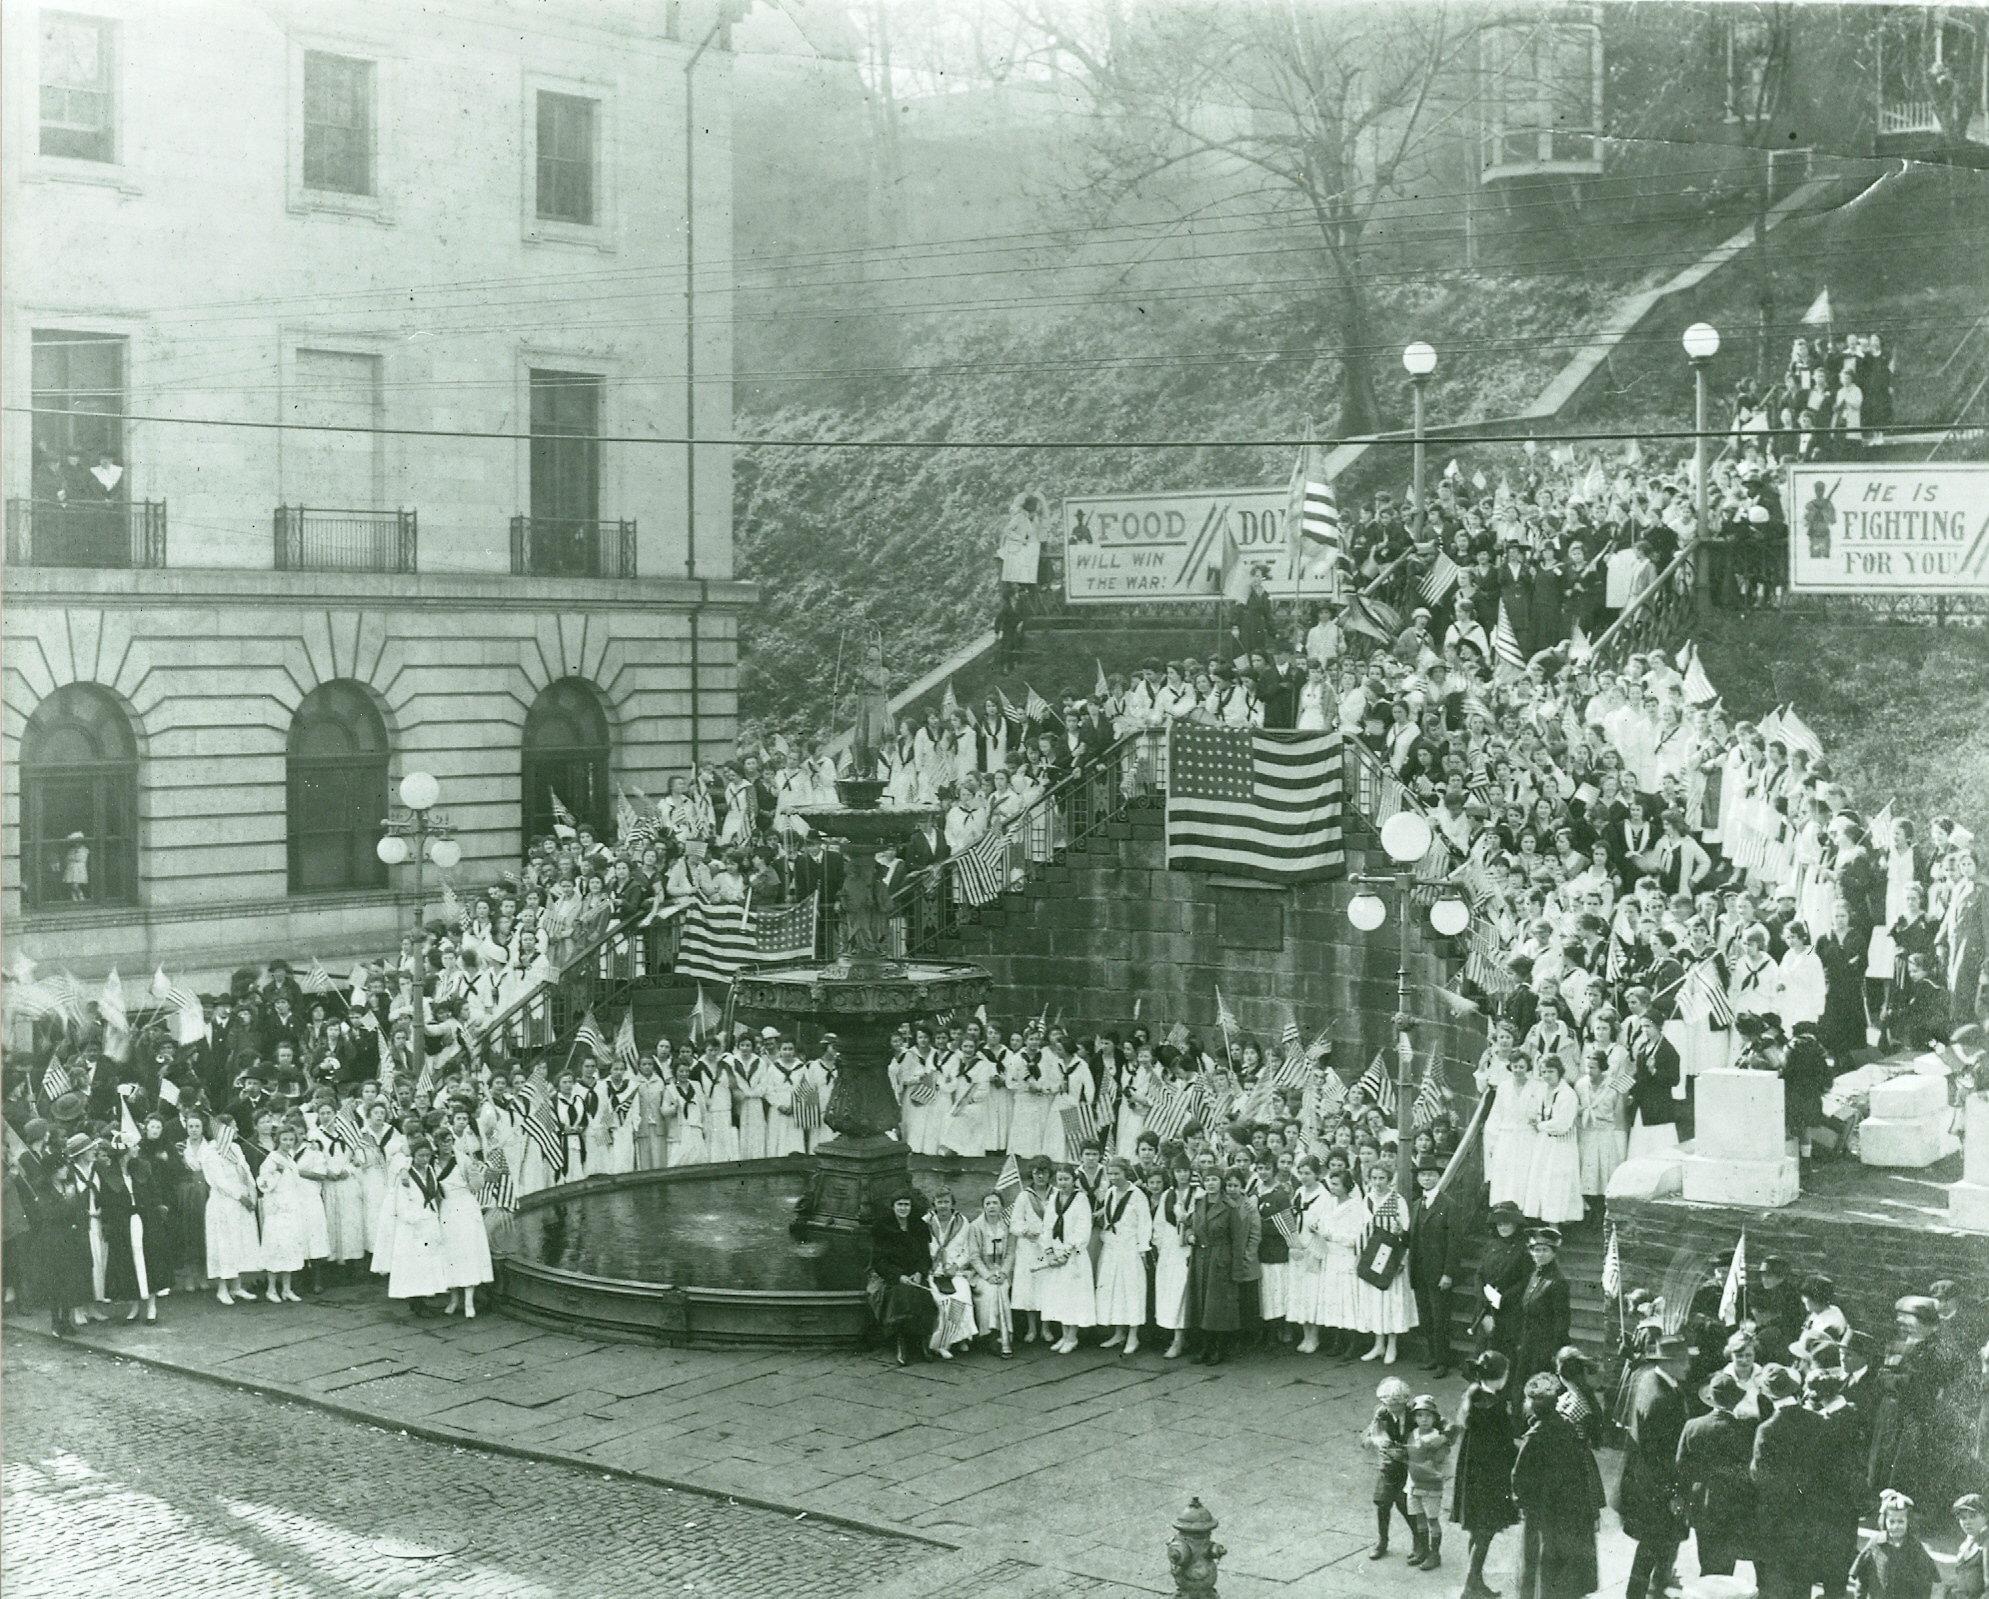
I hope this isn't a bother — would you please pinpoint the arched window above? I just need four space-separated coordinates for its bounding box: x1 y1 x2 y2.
20 684 138 909
287 681 389 893
522 678 610 844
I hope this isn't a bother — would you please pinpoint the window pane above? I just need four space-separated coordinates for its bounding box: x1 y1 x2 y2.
536 91 596 224
289 761 387 892
529 371 602 533
40 14 113 162
304 51 373 195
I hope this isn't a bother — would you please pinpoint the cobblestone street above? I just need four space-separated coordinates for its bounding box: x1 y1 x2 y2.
2 1340 933 1599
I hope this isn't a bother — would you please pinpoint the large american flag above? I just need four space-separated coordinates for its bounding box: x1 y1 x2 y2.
1164 724 1345 882
950 833 1008 906
674 895 819 985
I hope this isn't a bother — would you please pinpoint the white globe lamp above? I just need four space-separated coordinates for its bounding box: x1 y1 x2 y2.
375 834 410 867
1682 323 1720 361
1380 809 1434 866
399 771 440 813
1402 341 1437 378
428 838 462 871
1429 897 1472 938
1347 892 1388 933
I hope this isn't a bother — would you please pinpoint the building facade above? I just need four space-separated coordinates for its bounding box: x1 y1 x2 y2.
3 0 754 983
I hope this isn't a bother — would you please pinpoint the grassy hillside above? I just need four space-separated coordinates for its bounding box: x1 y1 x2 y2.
1693 613 1989 841
734 270 1633 737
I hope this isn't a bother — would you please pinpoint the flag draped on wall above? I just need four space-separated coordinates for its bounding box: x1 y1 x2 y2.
1165 725 1345 883
675 896 819 985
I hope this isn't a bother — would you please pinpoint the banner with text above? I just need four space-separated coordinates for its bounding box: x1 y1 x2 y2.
1787 464 1989 594
1062 487 1338 604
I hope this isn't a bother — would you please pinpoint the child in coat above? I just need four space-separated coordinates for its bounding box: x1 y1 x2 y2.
1365 1376 1420 1564
1405 1394 1457 1572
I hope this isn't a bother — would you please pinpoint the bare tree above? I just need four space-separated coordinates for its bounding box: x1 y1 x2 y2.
1724 3 1796 386
1002 0 1477 435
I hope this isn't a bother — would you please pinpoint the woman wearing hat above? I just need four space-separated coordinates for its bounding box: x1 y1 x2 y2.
1450 1350 1518 1599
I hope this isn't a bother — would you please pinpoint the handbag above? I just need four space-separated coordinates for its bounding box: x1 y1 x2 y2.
1356 1197 1410 1290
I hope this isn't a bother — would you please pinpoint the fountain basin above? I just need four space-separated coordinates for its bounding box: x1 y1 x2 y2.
495 1156 1004 1346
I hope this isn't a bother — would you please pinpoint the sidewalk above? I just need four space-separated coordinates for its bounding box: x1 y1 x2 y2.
12 1286 1644 1597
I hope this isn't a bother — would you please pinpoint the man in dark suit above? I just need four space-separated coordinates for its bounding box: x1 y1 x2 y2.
1472 1200 1532 1361
1750 1364 1829 1599
790 837 845 907
1072 697 1115 767
1407 1161 1465 1377
1752 1256 1806 1365
1618 1334 1691 1599
1806 1368 1866 1599
1676 1370 1757 1580
904 818 947 871
1513 1226 1572 1401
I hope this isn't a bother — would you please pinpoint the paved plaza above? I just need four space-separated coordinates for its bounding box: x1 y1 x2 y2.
4 1290 1645 1596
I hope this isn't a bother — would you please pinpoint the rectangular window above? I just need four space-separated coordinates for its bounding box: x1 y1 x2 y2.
528 370 603 575
40 13 114 162
536 91 597 224
32 329 126 484
303 50 373 195
289 349 384 508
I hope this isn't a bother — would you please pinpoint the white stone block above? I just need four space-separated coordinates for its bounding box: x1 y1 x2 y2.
1694 1070 1787 1164
1605 1153 1685 1201
1868 1074 1949 1121
1964 1095 1989 1187
1950 1181 1989 1235
1681 1152 1801 1208
1858 1115 1959 1169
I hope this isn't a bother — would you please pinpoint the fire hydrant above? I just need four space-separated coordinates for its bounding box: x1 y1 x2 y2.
1167 1497 1225 1598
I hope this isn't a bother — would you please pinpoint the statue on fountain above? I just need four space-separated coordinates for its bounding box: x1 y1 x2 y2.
849 635 893 783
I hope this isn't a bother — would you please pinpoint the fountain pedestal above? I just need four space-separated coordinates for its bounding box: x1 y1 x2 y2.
731 777 990 1233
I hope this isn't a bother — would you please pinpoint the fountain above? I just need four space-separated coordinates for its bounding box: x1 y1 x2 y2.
496 658 994 1346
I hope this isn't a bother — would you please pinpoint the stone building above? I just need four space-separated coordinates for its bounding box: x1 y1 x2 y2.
3 0 754 982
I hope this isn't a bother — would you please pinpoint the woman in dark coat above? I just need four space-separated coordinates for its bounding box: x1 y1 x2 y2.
868 1194 937 1366
1184 1170 1251 1364
1815 905 1869 1063
97 1141 149 1316
1451 1350 1519 1599
133 1116 182 1291
1510 1373 1605 1599
28 1137 98 1333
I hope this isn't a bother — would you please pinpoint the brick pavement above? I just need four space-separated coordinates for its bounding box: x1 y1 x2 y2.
7 1288 1647 1596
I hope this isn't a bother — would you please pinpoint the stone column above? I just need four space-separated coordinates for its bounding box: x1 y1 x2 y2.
1948 1093 1989 1233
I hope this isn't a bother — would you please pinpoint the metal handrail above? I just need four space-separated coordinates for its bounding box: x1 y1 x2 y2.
469 902 669 1057
273 506 418 574
5 498 167 568
863 731 1149 959
1586 541 1698 671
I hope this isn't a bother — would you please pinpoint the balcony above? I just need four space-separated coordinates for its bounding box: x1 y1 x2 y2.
4 498 166 568
273 507 418 574
509 516 637 579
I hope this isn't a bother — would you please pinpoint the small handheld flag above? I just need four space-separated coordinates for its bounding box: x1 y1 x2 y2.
1718 1231 1747 1325
574 1010 609 1062
993 1152 1023 1213
1602 1225 1622 1299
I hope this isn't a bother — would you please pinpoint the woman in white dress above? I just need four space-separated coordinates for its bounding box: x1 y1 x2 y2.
1477 1042 1531 1209
601 1066 641 1174
1038 1046 1074 1166
1036 1166 1095 1354
1288 1158 1328 1354
256 1124 319 1304
384 1141 452 1309
200 1117 261 1306
1005 1046 1051 1161
1153 1165 1195 1358
670 1061 709 1166
432 1130 494 1317
1116 1046 1158 1161
1520 1058 1585 1225
704 1052 741 1163
349 1103 391 1256
923 1188 978 1358
983 1033 1016 1154
891 1030 943 1155
938 1045 995 1158
1352 1165 1418 1363
733 1044 770 1162
964 1192 1014 1357
1575 1048 1629 1203
1312 1166 1368 1356
761 1040 807 1159
302 1107 365 1272
1093 1158 1152 1356
1007 1160 1055 1344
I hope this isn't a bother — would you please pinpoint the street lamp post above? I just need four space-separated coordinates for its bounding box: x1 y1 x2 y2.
1683 322 1721 617
1403 342 1437 539
1346 809 1472 1196
377 770 458 1089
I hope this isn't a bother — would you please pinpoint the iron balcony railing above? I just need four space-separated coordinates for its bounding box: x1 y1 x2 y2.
5 498 166 568
510 516 637 579
274 507 418 574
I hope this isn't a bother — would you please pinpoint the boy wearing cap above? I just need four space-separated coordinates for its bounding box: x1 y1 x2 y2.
1404 1394 1455 1570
